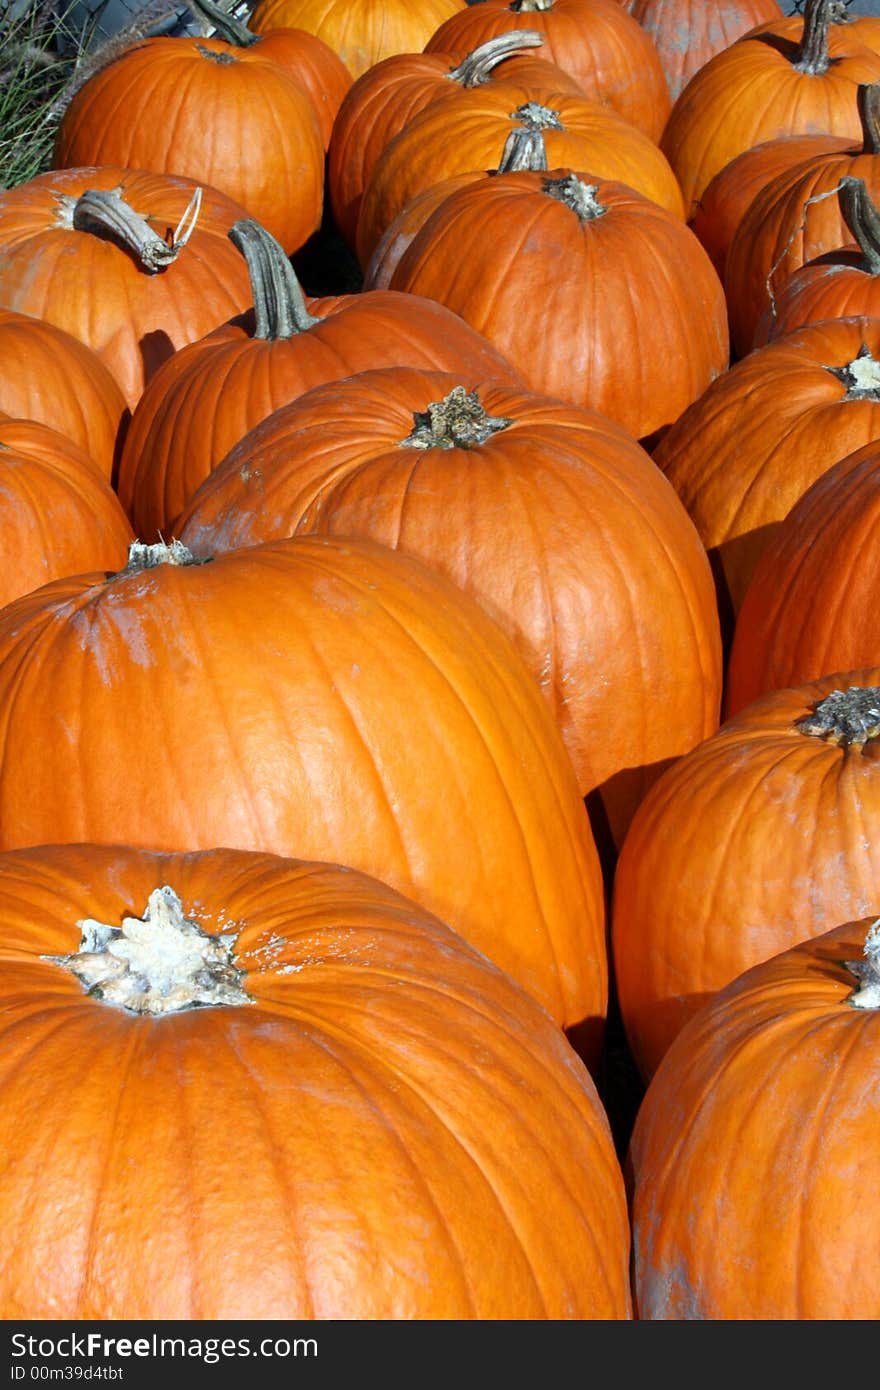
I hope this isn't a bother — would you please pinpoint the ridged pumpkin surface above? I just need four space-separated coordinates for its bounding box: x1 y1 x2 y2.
0 535 606 1041
0 843 631 1320
627 0 783 103
612 670 880 1079
248 0 467 78
630 916 880 1319
177 368 722 843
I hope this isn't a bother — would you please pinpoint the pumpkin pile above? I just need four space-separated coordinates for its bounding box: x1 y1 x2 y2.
2 0 880 1322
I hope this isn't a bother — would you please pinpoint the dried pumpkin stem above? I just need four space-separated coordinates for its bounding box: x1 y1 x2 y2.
447 30 545 86
512 100 563 131
838 177 880 275
793 0 833 77
795 685 880 746
188 0 258 46
857 82 880 155
824 343 880 400
494 126 548 172
845 918 880 1009
45 886 251 1016
544 174 607 220
400 387 513 450
196 43 237 64
510 0 554 12
66 185 202 274
120 539 203 573
228 218 321 339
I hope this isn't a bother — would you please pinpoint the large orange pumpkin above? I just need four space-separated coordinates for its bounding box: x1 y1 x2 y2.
115 218 522 541
0 842 631 1319
630 913 880 1319
386 171 728 440
612 672 880 1080
176 367 722 847
0 535 606 1045
659 0 880 219
248 0 467 78
52 35 325 257
0 168 254 411
627 0 783 103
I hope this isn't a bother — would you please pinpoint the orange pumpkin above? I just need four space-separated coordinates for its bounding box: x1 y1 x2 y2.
0 842 631 1319
627 0 783 103
630 913 880 1319
248 0 467 78
176 367 722 846
612 672 880 1079
0 535 606 1045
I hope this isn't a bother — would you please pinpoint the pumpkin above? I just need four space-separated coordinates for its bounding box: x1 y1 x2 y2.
626 0 783 103
0 416 133 607
653 315 880 629
0 309 128 481
0 168 254 411
612 672 880 1080
630 913 880 1319
424 0 672 142
186 0 353 149
725 81 880 354
176 367 722 848
386 171 728 441
115 218 523 541
247 0 467 78
355 84 686 268
726 439 880 713
0 842 631 1319
326 29 581 247
0 535 606 1046
52 32 324 256
753 176 880 342
659 0 880 220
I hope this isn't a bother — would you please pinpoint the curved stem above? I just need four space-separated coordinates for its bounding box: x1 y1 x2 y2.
793 0 833 77
446 30 545 86
69 185 202 275
228 219 321 339
188 0 258 46
838 176 880 275
795 684 880 745
858 82 880 155
400 387 513 450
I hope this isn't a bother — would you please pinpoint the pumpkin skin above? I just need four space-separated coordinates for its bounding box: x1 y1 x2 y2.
659 2 880 220
0 842 631 1320
0 309 129 482
176 367 722 845
248 0 467 78
612 670 880 1080
0 535 606 1043
726 441 880 714
115 222 523 542
630 915 880 1320
654 316 880 627
0 417 133 607
52 36 325 256
0 168 254 411
387 172 728 440
356 84 686 268
688 132 852 282
627 0 783 103
424 0 672 141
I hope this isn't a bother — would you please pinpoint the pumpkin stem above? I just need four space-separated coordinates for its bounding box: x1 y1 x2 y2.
446 30 545 86
510 0 554 11
45 886 251 1016
857 82 880 154
195 42 237 64
845 918 880 1009
400 387 513 450
512 100 563 131
824 343 880 400
121 539 205 572
494 126 549 172
838 177 880 275
228 218 321 339
543 174 607 221
793 0 834 77
795 684 880 746
187 0 258 46
65 185 202 275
